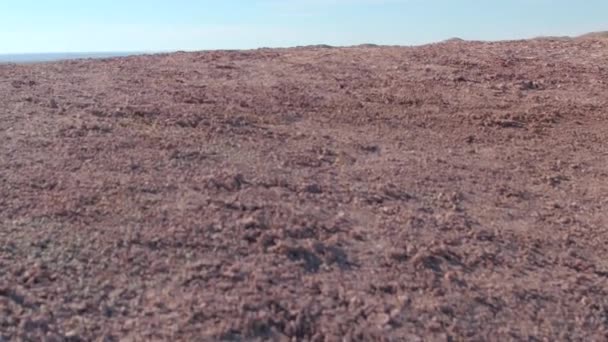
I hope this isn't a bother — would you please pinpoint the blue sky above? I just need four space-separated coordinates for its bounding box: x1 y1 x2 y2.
1 0 606 53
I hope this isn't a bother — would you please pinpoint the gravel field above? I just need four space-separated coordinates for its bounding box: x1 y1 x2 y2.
1 36 608 340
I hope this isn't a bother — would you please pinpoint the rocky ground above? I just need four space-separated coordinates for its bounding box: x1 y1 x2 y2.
1 36 607 341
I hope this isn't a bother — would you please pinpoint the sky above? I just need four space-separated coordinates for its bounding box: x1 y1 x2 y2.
0 0 607 54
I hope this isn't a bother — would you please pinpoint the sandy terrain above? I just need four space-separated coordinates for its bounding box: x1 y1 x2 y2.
1 36 607 341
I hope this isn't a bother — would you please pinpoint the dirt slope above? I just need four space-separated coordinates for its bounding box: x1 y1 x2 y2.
1 37 607 340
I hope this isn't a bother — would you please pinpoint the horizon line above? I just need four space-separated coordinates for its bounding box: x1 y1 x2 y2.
1 30 606 59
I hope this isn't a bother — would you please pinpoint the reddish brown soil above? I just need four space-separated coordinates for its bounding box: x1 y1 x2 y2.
1 37 608 341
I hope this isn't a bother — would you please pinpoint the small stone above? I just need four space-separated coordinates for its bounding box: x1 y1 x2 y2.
69 302 89 314
444 271 458 283
237 216 258 229
304 183 322 194
65 330 79 338
372 313 391 326
388 248 408 261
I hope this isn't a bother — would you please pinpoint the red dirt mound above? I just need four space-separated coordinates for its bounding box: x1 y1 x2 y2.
1 37 607 340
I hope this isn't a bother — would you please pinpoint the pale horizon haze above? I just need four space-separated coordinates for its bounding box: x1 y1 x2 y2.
1 0 607 54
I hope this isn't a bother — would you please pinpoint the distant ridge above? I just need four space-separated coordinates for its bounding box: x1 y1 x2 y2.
532 35 572 41
531 31 608 42
356 43 380 48
294 44 334 49
577 31 608 39
0 51 142 64
442 37 465 43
